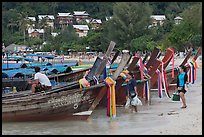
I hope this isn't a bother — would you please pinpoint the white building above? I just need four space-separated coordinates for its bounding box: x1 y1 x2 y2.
150 15 166 26
73 25 89 37
28 28 44 38
174 16 183 25
38 15 55 28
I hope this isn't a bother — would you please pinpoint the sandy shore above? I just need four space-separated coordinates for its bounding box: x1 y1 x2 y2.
142 67 202 135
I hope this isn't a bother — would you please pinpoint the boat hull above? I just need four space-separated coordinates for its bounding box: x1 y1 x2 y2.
2 83 106 122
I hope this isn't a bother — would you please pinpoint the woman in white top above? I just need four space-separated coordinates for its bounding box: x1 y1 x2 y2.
28 66 52 93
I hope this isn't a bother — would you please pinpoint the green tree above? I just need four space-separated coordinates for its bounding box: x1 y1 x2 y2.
166 3 202 51
18 17 33 44
130 35 154 52
102 2 153 50
80 31 102 51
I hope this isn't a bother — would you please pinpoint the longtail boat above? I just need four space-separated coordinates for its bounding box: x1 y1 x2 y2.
2 41 121 122
166 47 202 91
114 48 162 105
94 48 162 107
149 48 175 88
150 48 192 90
111 47 176 105
2 52 130 122
2 42 120 93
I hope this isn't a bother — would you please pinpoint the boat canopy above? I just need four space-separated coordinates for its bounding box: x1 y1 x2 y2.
2 63 28 69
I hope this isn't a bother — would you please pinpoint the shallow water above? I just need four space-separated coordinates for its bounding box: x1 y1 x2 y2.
2 93 172 135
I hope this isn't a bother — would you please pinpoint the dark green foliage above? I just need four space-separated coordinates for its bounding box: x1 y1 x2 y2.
2 2 202 53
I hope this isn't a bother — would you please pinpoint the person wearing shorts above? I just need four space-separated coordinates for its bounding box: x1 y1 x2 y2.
126 72 138 112
177 65 188 108
28 66 52 93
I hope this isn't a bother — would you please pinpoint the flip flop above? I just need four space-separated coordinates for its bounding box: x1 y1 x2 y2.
181 106 187 108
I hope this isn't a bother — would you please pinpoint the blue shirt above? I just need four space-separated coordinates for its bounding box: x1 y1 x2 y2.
178 72 186 87
126 79 137 96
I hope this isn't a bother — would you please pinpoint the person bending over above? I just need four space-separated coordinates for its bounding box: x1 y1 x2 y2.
126 72 139 112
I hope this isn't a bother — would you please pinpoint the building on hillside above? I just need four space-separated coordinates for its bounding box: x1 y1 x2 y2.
174 16 183 25
72 25 89 37
55 13 73 29
150 15 166 27
26 17 36 27
38 15 55 29
51 32 60 37
90 19 102 30
73 11 89 23
28 28 44 38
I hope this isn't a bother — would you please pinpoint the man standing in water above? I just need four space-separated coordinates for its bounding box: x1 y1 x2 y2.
126 72 139 112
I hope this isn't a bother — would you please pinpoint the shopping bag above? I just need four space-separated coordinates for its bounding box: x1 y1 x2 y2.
172 92 180 101
131 95 142 106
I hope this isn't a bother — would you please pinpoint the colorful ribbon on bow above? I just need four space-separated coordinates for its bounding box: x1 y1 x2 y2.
167 48 175 78
156 69 163 98
105 77 116 118
145 80 150 101
157 62 171 98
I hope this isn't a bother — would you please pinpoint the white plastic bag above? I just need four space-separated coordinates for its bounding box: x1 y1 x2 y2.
131 95 142 106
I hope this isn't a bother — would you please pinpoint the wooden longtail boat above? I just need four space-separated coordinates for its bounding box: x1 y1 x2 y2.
150 48 192 90
131 48 162 97
95 48 162 107
112 47 176 105
2 52 130 122
2 43 120 93
2 67 90 92
2 41 120 122
148 48 175 88
166 47 202 91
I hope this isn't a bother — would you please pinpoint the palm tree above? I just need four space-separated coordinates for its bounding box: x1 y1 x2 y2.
18 18 32 44
7 18 18 33
39 18 49 42
18 13 32 45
